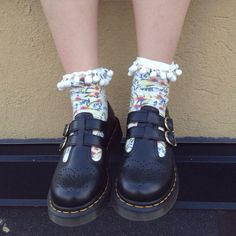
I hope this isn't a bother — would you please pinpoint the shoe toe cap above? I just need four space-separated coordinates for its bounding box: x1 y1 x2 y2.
117 162 174 203
50 167 105 208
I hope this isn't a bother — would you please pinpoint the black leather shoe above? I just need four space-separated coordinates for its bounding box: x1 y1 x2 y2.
113 106 179 221
48 104 122 227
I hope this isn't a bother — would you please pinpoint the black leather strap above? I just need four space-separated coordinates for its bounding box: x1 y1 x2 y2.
127 127 176 146
63 118 106 137
66 132 105 148
128 111 165 127
126 108 176 146
60 116 107 151
127 126 165 141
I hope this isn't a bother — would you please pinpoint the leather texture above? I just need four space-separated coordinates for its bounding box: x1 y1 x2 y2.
117 106 176 203
50 104 116 208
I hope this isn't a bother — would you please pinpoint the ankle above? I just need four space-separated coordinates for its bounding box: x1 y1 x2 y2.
57 67 113 121
57 67 113 91
128 57 182 82
128 57 182 117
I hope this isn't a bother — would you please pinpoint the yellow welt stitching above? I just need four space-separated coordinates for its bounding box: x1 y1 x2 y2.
49 177 109 214
115 169 177 209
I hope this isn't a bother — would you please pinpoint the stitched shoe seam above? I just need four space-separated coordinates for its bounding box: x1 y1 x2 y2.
115 168 177 209
48 118 119 214
49 176 109 214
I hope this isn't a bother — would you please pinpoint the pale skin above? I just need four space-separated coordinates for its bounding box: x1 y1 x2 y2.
40 0 99 73
132 0 191 64
40 0 191 72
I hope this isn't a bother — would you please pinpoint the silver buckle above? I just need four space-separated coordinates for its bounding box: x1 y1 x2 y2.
63 123 70 137
164 131 177 147
59 136 68 151
164 117 174 132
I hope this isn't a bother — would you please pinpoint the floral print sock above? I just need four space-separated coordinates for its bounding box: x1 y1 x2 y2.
126 57 182 157
57 67 113 162
70 83 107 121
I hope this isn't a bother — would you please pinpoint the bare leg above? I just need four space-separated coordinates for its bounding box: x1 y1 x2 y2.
132 0 191 63
40 0 99 73
113 0 192 222
40 0 111 176
40 0 116 227
126 0 191 158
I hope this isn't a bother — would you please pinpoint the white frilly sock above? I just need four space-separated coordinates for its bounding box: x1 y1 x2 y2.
126 57 182 157
57 67 114 162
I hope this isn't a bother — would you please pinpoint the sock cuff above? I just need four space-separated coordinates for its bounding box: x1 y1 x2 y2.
136 57 172 71
128 57 182 82
57 67 113 91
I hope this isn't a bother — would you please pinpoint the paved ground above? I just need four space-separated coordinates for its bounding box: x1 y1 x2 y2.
0 207 236 236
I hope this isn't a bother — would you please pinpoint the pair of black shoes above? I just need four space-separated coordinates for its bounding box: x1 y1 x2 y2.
47 104 179 226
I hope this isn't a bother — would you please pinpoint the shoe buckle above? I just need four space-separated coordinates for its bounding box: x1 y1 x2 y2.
63 123 70 137
59 136 68 151
164 130 177 147
164 117 174 132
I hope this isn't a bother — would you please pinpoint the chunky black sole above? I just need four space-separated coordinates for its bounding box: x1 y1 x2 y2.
112 168 179 221
47 117 122 227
